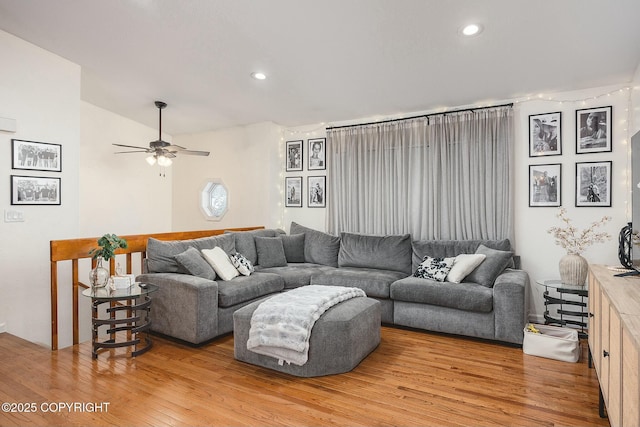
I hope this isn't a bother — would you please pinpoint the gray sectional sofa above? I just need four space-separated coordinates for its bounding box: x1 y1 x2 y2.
137 222 529 346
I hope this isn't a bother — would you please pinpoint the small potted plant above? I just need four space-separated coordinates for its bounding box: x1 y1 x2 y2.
89 234 128 288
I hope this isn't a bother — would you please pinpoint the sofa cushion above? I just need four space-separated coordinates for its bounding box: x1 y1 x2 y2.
217 272 284 308
258 263 337 289
446 254 486 283
230 252 254 276
290 222 340 267
311 267 407 298
201 247 240 281
147 233 236 274
281 234 305 263
338 232 413 275
390 276 493 313
255 237 288 267
225 229 282 265
465 245 514 288
411 239 512 272
413 256 455 282
174 247 217 281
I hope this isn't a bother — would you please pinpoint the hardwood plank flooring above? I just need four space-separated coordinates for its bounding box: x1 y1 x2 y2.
0 327 609 426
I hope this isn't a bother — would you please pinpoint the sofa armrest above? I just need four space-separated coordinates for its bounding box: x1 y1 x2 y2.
136 272 219 345
492 269 530 344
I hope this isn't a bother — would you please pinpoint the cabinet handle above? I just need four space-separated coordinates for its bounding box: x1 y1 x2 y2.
589 312 594 318
603 350 609 358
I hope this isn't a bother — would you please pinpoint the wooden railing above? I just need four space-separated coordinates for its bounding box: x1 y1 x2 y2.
49 226 263 350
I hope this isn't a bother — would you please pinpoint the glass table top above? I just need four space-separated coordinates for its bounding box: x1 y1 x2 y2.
535 279 588 292
81 283 158 300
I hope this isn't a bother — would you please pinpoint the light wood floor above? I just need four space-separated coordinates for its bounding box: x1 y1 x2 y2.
0 327 609 427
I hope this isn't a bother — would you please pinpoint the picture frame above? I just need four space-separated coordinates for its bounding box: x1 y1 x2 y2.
308 138 326 171
11 139 62 172
576 106 612 154
285 140 303 172
575 161 612 207
308 176 326 208
11 175 61 205
529 112 561 157
285 176 302 207
529 164 561 207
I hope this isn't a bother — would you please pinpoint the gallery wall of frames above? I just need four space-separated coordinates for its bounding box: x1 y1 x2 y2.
284 138 326 209
528 106 613 208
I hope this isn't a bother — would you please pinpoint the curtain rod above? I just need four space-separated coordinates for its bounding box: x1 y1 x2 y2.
325 102 514 131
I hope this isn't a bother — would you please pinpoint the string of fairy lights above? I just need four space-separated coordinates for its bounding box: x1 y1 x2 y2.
274 85 640 228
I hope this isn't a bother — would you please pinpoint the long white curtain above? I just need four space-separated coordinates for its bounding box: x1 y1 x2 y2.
326 106 513 240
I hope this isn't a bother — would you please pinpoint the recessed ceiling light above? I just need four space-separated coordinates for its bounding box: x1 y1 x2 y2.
461 24 482 36
251 72 267 80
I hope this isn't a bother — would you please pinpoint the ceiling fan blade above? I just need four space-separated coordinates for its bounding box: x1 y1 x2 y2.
164 144 186 151
113 143 150 150
114 150 149 154
179 149 210 156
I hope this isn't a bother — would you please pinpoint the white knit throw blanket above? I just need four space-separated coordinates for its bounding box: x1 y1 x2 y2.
246 285 366 366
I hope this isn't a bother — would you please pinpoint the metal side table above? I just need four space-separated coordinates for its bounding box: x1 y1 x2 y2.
82 283 158 359
536 279 588 338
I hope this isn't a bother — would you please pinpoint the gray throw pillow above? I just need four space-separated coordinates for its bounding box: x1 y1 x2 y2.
465 244 514 288
255 237 288 268
290 222 340 267
174 247 216 280
146 234 236 273
224 229 280 265
281 234 305 263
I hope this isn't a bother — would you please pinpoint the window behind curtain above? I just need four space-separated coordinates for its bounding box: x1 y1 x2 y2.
326 106 513 241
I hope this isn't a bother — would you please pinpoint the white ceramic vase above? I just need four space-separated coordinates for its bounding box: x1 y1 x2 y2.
559 253 588 286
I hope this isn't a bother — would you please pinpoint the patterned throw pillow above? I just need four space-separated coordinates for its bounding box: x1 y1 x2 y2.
230 252 254 276
413 256 455 282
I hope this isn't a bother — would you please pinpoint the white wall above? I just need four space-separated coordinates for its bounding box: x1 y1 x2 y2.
0 30 80 347
632 64 640 135
171 122 282 231
79 102 173 236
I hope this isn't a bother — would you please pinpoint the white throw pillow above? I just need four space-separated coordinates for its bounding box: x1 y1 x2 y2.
201 247 240 281
446 254 487 283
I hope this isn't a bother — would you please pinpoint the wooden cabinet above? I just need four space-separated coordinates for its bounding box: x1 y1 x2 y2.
589 265 640 427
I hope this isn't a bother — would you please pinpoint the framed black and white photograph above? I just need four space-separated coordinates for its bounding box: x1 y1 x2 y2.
308 138 326 171
11 139 62 172
529 112 561 157
285 140 303 172
308 176 326 208
11 175 61 205
575 161 611 207
576 106 612 154
529 164 561 207
285 176 302 207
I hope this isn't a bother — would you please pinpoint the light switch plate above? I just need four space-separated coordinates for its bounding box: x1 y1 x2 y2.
4 209 25 222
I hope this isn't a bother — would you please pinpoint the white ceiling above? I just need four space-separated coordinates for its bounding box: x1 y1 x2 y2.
0 0 639 135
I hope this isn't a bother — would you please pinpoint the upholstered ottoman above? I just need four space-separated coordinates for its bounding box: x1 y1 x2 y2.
233 296 380 377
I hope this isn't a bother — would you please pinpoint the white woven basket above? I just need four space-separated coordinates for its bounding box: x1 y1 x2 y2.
522 323 580 363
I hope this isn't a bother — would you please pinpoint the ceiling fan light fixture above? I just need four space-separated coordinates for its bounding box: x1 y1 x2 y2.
146 155 157 165
157 155 172 167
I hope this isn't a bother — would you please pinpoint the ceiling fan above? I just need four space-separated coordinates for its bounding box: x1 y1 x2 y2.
113 101 210 166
